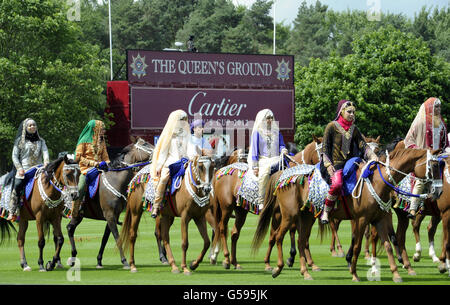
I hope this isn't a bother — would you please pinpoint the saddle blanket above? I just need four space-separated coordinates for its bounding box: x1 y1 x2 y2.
86 167 101 199
275 157 364 214
236 172 261 215
0 166 41 218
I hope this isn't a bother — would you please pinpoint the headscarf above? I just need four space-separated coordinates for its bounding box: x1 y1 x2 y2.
335 100 355 131
190 119 204 134
404 97 448 149
15 118 42 149
74 120 106 158
150 110 189 177
247 109 280 169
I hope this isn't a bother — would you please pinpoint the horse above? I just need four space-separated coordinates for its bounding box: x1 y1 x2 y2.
153 147 248 266
436 155 450 276
262 135 322 271
66 137 153 269
252 147 442 282
211 143 297 270
0 155 79 271
119 155 215 274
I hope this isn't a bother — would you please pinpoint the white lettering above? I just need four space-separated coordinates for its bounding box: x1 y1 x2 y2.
188 92 247 117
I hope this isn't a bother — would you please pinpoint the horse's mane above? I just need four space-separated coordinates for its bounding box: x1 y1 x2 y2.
108 143 136 169
377 137 404 157
286 142 299 155
44 156 65 183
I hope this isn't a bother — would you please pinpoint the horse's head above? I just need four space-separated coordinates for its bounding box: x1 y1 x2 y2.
190 155 215 196
124 137 154 165
55 154 80 200
411 149 443 200
295 135 323 165
364 135 381 155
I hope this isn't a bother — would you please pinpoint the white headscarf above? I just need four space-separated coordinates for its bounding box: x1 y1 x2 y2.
150 110 189 177
247 109 280 169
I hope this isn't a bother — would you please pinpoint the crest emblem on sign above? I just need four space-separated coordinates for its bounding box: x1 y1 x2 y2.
130 53 148 79
275 59 291 82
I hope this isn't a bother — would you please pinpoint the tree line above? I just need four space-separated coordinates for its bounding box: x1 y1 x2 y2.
0 0 448 171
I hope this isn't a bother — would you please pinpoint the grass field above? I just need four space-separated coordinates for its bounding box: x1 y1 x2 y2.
0 210 448 286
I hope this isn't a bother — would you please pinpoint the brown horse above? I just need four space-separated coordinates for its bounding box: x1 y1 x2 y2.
252 147 442 282
211 142 297 270
262 136 322 271
119 155 215 274
154 148 248 265
1 155 79 271
66 137 153 269
436 155 450 276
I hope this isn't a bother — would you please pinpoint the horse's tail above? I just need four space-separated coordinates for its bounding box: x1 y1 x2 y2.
117 198 132 254
0 217 16 245
251 173 279 254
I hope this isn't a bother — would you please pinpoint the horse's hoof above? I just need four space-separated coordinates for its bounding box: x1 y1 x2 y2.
46 261 55 271
413 253 421 262
184 270 192 276
210 258 217 265
190 261 198 271
67 257 76 267
304 274 313 280
56 263 64 269
393 276 403 283
222 261 230 269
234 264 242 270
286 258 294 267
130 267 138 273
272 267 281 278
408 269 417 276
39 267 47 272
123 265 130 270
96 265 104 269
265 266 273 272
337 252 345 258
23 265 32 272
351 275 360 282
171 268 180 274
438 263 447 274
311 265 321 272
160 258 169 265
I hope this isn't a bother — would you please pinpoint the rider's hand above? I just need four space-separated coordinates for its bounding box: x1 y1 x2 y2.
281 148 288 155
326 165 335 177
18 169 25 177
253 168 259 177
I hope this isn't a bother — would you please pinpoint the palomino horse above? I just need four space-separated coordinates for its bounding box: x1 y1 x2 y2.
1 155 79 271
66 137 153 269
252 147 442 282
119 155 215 274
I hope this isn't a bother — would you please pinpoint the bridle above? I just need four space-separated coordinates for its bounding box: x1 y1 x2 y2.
184 156 213 207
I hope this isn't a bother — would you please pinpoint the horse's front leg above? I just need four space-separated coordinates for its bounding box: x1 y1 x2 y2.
427 215 441 263
190 215 210 272
395 209 415 275
375 215 402 282
180 214 191 275
161 215 179 274
17 218 31 271
66 214 83 266
36 217 46 272
230 208 247 269
349 217 367 282
412 212 425 262
46 216 64 271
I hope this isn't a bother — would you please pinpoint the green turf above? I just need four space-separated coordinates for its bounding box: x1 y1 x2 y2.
0 211 448 285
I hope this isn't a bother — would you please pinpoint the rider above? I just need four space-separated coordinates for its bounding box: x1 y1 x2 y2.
404 97 449 218
7 118 50 221
150 110 190 218
320 100 378 224
73 120 110 217
187 119 213 159
248 109 288 207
